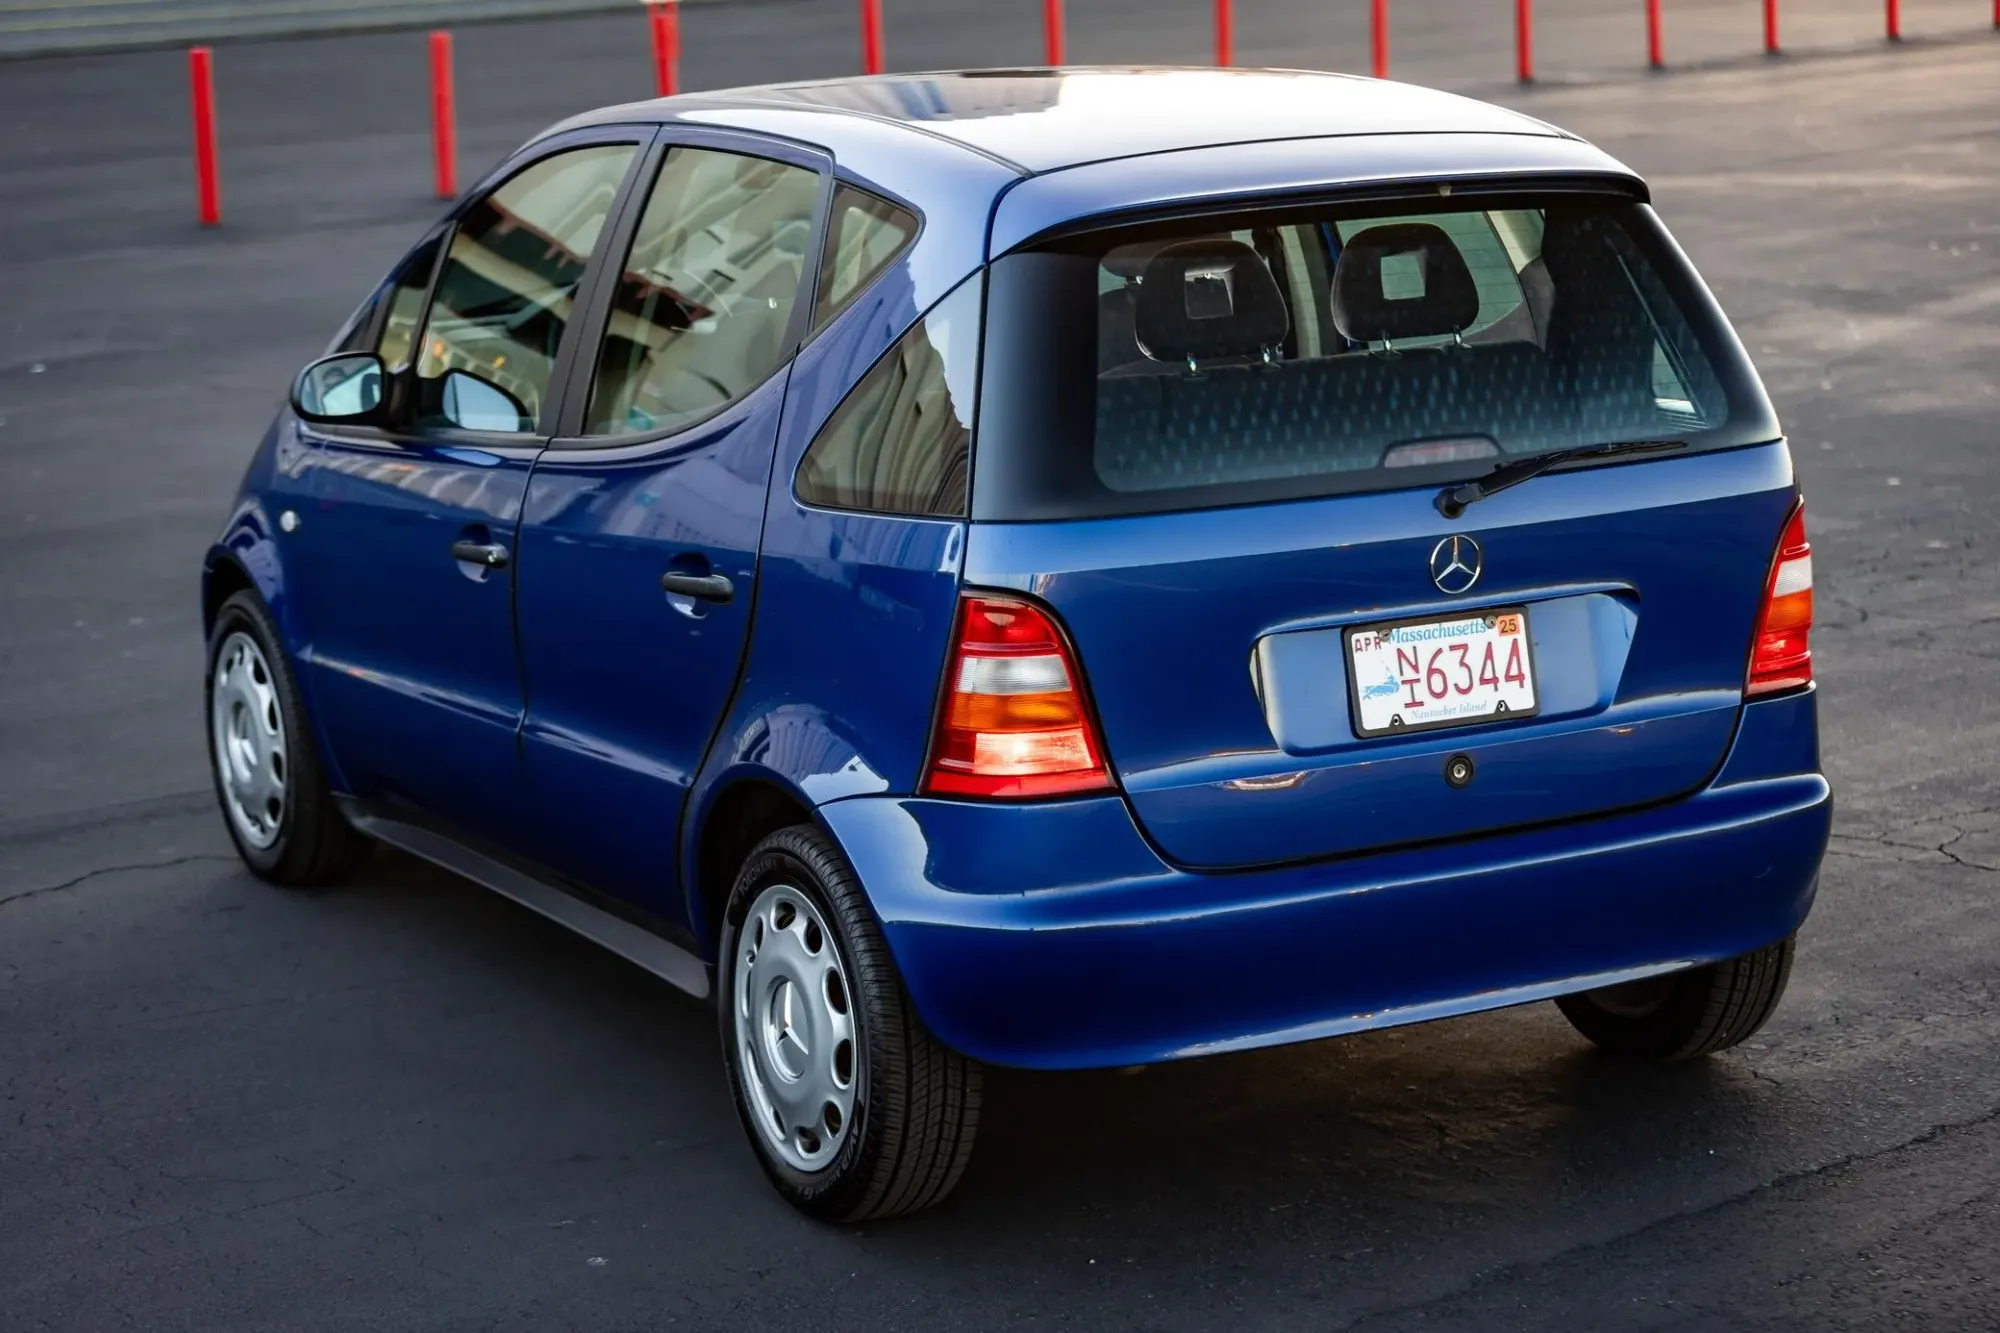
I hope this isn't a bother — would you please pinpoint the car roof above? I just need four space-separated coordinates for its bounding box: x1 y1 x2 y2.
556 67 1571 176
544 69 1636 268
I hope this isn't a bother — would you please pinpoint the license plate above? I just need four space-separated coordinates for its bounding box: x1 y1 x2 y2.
1346 607 1538 737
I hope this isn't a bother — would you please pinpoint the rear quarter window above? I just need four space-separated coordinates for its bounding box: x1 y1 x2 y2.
974 193 1778 521
794 276 980 518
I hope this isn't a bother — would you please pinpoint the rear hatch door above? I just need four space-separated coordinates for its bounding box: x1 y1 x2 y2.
969 183 1790 869
967 455 1792 868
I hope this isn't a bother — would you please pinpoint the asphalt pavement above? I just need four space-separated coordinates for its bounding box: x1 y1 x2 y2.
2 3 1998 1328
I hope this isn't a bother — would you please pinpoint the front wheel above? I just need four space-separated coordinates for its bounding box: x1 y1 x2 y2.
718 825 981 1222
205 589 370 885
1556 935 1796 1061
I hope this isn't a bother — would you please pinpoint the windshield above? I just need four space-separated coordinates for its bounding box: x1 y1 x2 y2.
973 193 1779 521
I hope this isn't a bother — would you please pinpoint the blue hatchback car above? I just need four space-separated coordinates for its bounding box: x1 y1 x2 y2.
204 69 1830 1220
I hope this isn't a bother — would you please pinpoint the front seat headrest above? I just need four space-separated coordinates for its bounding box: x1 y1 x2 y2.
1331 223 1481 344
1133 240 1289 363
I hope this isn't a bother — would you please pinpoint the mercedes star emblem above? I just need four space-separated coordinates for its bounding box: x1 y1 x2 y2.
1429 534 1483 594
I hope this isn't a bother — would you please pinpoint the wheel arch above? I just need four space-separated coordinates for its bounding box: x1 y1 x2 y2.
202 497 293 643
685 770 819 960
683 682 909 952
201 550 258 637
202 501 346 794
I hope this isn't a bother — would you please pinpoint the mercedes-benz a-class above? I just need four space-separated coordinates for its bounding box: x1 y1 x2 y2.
202 69 1829 1221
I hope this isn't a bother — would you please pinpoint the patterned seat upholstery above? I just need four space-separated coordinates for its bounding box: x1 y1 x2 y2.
1095 343 1574 493
1541 212 1664 442
1091 210 1685 495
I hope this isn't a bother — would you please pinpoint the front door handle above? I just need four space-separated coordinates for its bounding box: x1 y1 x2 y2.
660 571 734 604
450 539 510 569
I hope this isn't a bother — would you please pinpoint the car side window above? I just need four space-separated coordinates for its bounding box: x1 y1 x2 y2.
412 143 639 434
376 236 440 373
330 236 434 359
794 275 979 519
811 185 918 330
582 147 822 438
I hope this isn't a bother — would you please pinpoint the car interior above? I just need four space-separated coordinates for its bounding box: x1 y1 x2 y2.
1090 207 1711 494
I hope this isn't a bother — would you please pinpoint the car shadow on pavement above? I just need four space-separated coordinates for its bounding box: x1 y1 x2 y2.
336 846 1785 1261
956 1028 1761 1223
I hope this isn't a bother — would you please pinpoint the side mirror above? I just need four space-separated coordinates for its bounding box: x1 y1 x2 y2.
439 368 531 433
292 352 385 425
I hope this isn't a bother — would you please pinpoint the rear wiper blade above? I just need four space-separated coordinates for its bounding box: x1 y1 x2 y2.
1434 439 1689 519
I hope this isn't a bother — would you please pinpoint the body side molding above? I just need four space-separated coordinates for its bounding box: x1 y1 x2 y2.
341 801 711 999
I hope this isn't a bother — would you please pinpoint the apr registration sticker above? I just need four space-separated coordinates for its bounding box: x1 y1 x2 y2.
1346 608 1539 737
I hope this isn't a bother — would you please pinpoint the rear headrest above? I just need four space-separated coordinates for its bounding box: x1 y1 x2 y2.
1133 240 1289 363
1331 223 1480 344
1102 243 1159 280
1102 234 1231 281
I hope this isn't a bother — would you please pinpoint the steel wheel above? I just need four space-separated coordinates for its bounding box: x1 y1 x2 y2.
210 630 287 850
720 825 981 1221
733 881 859 1173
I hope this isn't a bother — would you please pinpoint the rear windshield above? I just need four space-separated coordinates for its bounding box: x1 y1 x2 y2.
973 193 1779 521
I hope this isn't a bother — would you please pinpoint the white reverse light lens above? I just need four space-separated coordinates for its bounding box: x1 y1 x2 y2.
1772 553 1812 599
955 652 1072 696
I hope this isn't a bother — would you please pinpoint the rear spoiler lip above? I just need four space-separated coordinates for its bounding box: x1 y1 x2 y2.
1002 171 1654 255
987 132 1649 257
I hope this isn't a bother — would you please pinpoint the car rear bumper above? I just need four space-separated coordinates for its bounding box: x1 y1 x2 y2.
817 690 1830 1070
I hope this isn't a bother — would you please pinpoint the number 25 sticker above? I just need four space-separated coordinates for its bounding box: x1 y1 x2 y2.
1496 614 1521 635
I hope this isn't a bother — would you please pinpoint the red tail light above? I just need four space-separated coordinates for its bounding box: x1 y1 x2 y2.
1746 500 1813 697
924 594 1114 799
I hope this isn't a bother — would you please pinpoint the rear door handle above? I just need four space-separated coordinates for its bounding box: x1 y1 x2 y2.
450 539 510 569
660 571 734 603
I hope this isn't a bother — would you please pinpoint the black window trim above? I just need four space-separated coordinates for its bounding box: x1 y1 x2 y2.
542 125 840 452
301 124 656 455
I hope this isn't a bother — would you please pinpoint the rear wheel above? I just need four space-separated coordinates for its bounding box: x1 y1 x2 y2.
718 825 981 1222
205 590 370 885
1556 935 1796 1061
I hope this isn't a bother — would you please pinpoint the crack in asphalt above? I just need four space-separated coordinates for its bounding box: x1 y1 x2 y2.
1934 824 1996 872
1336 1101 2000 1330
1825 809 2000 873
0 854 234 912
1827 839 1998 873
0 788 211 849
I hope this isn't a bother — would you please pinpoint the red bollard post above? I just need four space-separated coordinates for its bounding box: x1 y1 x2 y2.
1371 0 1388 78
859 0 884 73
1043 0 1064 65
1763 0 1779 52
1884 0 1901 40
429 32 457 199
1646 0 1664 68
648 1 679 96
1516 0 1534 82
1214 0 1232 66
189 47 220 227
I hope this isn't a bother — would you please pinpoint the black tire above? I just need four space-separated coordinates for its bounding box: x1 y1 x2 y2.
204 589 370 886
718 824 981 1222
1556 935 1796 1061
